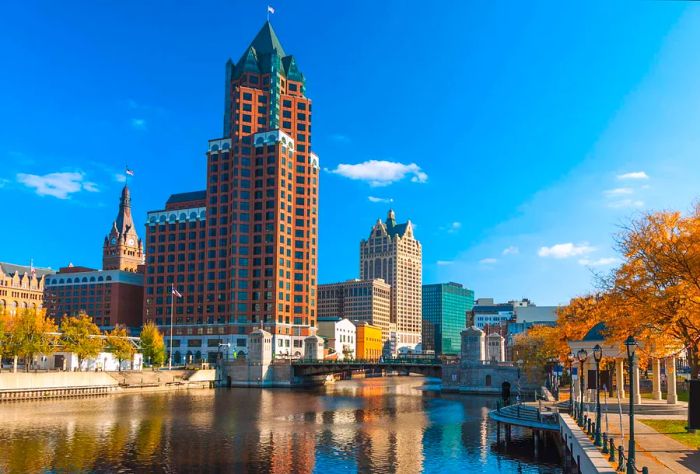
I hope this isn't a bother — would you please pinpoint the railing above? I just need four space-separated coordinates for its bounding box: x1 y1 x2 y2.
572 405 649 474
292 358 441 366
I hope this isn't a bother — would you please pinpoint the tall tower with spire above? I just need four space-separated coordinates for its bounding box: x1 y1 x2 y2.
103 185 144 272
143 21 319 359
360 209 422 352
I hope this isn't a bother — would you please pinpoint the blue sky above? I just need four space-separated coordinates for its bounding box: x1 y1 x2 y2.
2 1 700 305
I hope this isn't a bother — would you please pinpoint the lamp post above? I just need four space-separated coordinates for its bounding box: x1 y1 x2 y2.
593 344 603 446
577 348 588 426
625 336 638 474
567 352 575 415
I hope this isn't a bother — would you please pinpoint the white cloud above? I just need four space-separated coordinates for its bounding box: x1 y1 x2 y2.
0 178 9 188
447 221 461 233
603 187 634 196
578 257 620 267
436 260 453 266
537 242 595 259
16 171 98 199
115 173 127 183
607 199 645 209
130 118 147 130
82 181 99 192
479 258 498 265
368 196 394 204
502 246 519 255
330 160 428 186
617 171 649 180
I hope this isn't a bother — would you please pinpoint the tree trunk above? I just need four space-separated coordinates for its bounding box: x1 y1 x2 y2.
12 355 17 373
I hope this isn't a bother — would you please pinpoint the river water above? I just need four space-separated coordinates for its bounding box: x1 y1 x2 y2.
0 377 561 473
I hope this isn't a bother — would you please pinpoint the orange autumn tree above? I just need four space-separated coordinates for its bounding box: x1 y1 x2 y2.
604 209 700 377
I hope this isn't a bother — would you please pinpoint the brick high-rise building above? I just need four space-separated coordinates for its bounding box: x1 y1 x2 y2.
360 210 422 351
144 22 319 361
317 279 391 339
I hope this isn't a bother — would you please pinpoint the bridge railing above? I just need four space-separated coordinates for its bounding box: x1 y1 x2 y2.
292 358 442 366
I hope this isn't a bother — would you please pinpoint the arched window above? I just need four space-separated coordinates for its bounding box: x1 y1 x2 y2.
105 275 113 281
98 276 104 282
211 144 219 152
485 375 492 387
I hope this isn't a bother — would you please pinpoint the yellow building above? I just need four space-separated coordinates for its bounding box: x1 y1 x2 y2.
356 322 383 361
0 262 54 314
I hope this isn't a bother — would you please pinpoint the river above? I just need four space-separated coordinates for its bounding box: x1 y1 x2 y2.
0 377 561 473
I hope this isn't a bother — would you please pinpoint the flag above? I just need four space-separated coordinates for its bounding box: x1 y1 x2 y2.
267 5 275 14
172 286 182 298
125 168 135 176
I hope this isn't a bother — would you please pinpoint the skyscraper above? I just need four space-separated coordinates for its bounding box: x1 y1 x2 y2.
144 22 319 360
422 282 474 356
360 210 422 351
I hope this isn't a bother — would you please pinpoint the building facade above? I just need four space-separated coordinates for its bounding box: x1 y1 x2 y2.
422 282 474 356
0 262 53 314
355 322 382 360
44 185 145 331
317 279 391 339
143 22 319 360
360 210 422 351
317 317 356 360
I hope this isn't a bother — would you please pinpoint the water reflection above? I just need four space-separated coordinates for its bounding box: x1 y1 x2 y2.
0 378 560 473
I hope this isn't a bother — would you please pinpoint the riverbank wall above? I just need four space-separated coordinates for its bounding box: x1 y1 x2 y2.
0 369 217 401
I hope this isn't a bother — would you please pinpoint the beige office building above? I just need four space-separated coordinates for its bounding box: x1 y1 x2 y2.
0 262 54 314
317 279 391 338
360 210 422 350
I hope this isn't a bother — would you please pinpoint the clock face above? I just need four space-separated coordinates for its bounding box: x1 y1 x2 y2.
128 238 135 246
110 237 117 245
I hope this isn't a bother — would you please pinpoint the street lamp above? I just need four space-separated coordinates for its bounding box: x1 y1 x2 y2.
577 348 588 426
593 344 603 446
567 352 575 415
625 336 638 474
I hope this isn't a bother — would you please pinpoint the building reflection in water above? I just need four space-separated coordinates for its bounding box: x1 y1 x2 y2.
0 378 559 474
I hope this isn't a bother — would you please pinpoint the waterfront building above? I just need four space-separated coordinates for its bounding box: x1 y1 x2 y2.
360 210 422 351
460 326 485 362
44 186 144 331
303 333 324 360
317 279 391 339
470 298 517 329
143 21 319 361
355 322 383 360
0 262 53 314
317 316 356 360
421 282 474 356
485 332 505 362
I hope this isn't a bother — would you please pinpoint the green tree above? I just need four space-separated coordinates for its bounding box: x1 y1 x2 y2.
0 306 9 372
60 313 103 370
107 325 136 371
140 321 166 367
9 308 58 372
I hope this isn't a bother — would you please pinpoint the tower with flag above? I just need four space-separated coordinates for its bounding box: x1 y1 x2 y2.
144 20 319 362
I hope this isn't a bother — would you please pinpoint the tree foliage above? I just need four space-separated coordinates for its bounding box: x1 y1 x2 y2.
8 308 58 371
139 321 166 367
107 325 136 370
60 313 103 369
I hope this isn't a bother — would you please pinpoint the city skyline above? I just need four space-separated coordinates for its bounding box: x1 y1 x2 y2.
3 2 700 305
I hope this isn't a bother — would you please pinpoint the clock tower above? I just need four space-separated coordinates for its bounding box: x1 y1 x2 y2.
103 185 144 272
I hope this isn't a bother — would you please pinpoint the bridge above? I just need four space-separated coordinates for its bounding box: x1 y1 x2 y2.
291 358 442 378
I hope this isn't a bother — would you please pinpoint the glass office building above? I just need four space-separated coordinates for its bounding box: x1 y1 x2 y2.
421 282 474 355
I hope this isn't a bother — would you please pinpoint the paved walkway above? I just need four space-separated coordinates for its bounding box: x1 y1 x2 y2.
582 399 698 473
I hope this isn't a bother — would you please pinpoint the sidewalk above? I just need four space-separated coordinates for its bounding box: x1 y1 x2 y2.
587 399 698 473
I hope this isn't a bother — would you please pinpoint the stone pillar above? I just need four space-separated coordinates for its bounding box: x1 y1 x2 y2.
633 358 642 405
666 356 678 405
652 358 662 400
615 359 625 400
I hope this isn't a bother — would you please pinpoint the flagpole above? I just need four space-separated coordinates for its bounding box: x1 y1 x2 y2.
169 284 174 370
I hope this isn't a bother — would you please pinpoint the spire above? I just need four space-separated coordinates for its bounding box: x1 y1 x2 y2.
387 209 396 227
250 21 286 57
113 185 135 236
